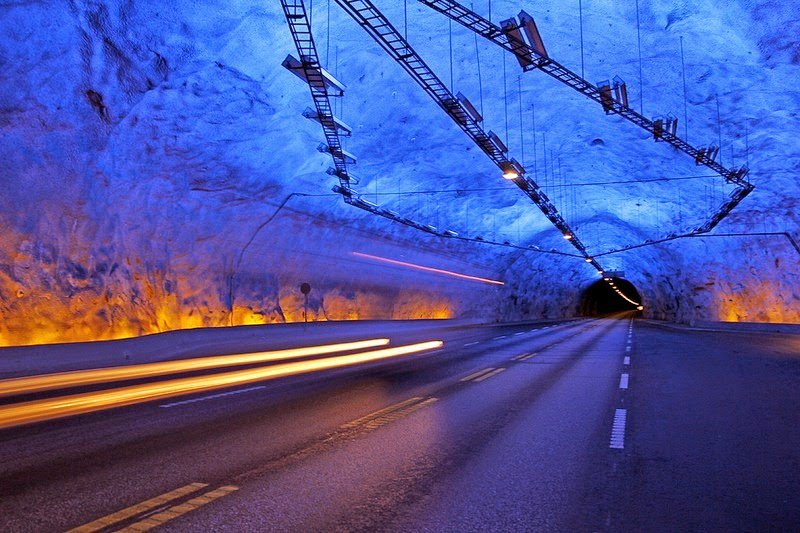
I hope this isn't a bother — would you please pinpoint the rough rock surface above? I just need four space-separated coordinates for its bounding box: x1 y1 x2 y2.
0 1 797 345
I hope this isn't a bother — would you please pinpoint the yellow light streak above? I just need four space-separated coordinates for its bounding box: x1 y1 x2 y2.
0 338 390 398
352 252 504 286
0 340 444 430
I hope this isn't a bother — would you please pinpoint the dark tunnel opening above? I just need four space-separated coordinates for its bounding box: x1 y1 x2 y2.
579 277 643 316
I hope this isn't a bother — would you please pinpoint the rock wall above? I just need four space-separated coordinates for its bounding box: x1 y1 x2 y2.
0 0 798 346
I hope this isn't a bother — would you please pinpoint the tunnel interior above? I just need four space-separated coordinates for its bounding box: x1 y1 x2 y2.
580 277 643 316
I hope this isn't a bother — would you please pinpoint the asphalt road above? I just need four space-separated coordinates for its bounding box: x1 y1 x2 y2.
0 317 798 531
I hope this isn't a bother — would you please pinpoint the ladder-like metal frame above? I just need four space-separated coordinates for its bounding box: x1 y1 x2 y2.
281 0 354 196
281 0 578 258
278 1 644 305
417 0 754 234
333 0 601 269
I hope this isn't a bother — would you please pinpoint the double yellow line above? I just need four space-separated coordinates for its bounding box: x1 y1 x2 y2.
68 482 238 532
0 339 444 430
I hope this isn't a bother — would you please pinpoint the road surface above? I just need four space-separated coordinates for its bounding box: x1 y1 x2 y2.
0 317 798 531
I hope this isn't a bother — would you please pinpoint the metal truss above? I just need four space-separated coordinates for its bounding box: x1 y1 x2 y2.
416 0 754 234
280 0 355 194
281 0 580 260
332 0 601 270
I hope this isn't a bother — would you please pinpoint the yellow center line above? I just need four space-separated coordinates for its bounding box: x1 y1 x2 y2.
473 368 506 382
340 397 424 429
460 368 495 382
0 340 444 430
116 486 239 532
362 397 439 430
67 482 208 533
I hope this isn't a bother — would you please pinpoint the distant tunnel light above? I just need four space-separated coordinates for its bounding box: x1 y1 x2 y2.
352 252 504 286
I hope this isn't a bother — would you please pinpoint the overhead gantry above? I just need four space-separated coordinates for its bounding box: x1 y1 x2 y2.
329 0 598 267
278 0 756 308
416 0 754 235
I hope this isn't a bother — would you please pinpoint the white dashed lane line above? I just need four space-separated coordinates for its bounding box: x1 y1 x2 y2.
610 408 627 449
160 386 266 408
463 341 479 347
619 373 629 389
624 356 630 365
493 335 507 340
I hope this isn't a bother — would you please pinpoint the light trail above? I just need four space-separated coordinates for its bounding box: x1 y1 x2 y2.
0 339 391 398
352 252 505 285
0 340 444 430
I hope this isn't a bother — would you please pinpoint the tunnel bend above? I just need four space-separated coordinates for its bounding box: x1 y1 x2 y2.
579 277 643 317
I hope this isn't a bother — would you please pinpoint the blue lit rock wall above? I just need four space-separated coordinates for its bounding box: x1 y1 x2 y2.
0 1 797 345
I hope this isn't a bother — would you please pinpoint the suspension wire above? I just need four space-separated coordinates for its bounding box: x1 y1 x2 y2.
636 0 643 115
680 36 689 141
542 132 548 191
716 94 723 165
531 103 537 180
326 0 331 66
488 0 491 22
472 2 484 119
558 156 564 222
366 173 721 196
449 17 454 90
403 0 408 40
503 53 509 142
334 45 340 115
309 0 313 26
745 120 750 168
578 0 585 78
518 76 524 163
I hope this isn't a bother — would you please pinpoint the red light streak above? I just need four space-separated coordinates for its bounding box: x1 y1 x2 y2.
352 252 505 286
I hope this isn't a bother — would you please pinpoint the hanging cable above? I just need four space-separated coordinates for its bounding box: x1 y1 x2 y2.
636 0 644 115
518 76 524 163
531 103 537 180
472 2 484 119
404 0 408 40
542 131 548 191
745 121 750 168
449 17 454 90
680 36 688 141
716 94 723 165
326 0 331 66
503 53 508 142
578 0 585 78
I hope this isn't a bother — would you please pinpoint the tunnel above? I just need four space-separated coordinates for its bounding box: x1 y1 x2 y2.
579 277 643 316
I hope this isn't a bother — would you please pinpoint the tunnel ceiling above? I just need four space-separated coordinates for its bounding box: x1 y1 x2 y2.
0 0 798 345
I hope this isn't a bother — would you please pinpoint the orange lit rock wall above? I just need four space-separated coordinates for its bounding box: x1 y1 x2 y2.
0 216 467 347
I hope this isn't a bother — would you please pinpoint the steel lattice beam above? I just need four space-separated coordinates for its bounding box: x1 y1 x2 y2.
281 0 354 195
417 0 754 235
332 0 600 268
